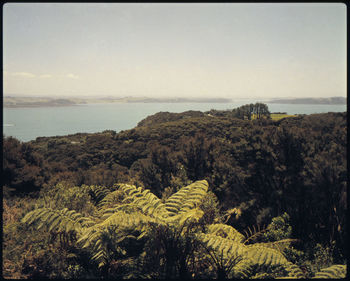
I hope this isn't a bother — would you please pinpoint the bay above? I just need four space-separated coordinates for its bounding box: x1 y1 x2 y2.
3 101 347 142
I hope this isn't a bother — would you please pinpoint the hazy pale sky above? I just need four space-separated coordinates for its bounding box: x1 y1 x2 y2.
3 3 346 98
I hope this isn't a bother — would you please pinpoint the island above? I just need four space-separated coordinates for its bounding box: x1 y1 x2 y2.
269 96 346 105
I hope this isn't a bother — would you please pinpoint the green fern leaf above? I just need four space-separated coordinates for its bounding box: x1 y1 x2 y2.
21 207 94 235
254 239 298 253
313 264 346 279
119 184 169 218
283 262 305 278
165 180 208 215
245 244 288 267
207 224 245 243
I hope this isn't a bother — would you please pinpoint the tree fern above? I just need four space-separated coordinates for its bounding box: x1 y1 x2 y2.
21 179 306 278
77 210 156 267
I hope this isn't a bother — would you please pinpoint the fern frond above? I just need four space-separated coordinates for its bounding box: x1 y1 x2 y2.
83 185 115 205
22 208 48 225
119 184 169 218
223 207 242 223
199 233 247 260
21 207 95 234
245 244 289 267
199 232 301 278
243 224 268 244
283 261 305 278
198 233 253 278
165 208 205 234
313 264 346 279
78 211 155 252
97 189 123 210
77 210 154 268
207 224 245 243
252 238 299 253
231 258 254 278
99 211 158 230
81 227 122 268
101 203 139 217
165 180 208 216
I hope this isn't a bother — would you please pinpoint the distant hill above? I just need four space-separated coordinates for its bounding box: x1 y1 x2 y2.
4 96 78 107
128 97 232 103
4 96 232 108
269 96 346 105
137 110 206 127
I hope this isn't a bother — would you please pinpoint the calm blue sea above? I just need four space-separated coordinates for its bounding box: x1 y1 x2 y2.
3 101 347 142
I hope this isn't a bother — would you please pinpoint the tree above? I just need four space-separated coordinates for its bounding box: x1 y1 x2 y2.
3 136 47 194
232 103 270 120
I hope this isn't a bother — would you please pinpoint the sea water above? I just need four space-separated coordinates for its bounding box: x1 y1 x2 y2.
3 102 347 142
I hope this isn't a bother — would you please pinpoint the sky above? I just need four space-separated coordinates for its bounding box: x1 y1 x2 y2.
3 3 347 99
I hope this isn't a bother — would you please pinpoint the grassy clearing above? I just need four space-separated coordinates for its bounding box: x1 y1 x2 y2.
250 113 296 120
270 113 297 120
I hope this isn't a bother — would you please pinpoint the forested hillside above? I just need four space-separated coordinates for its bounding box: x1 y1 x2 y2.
3 108 347 278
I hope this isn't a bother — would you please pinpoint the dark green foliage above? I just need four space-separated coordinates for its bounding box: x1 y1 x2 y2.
231 102 271 120
137 110 205 127
205 103 271 120
178 133 215 181
3 136 48 195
